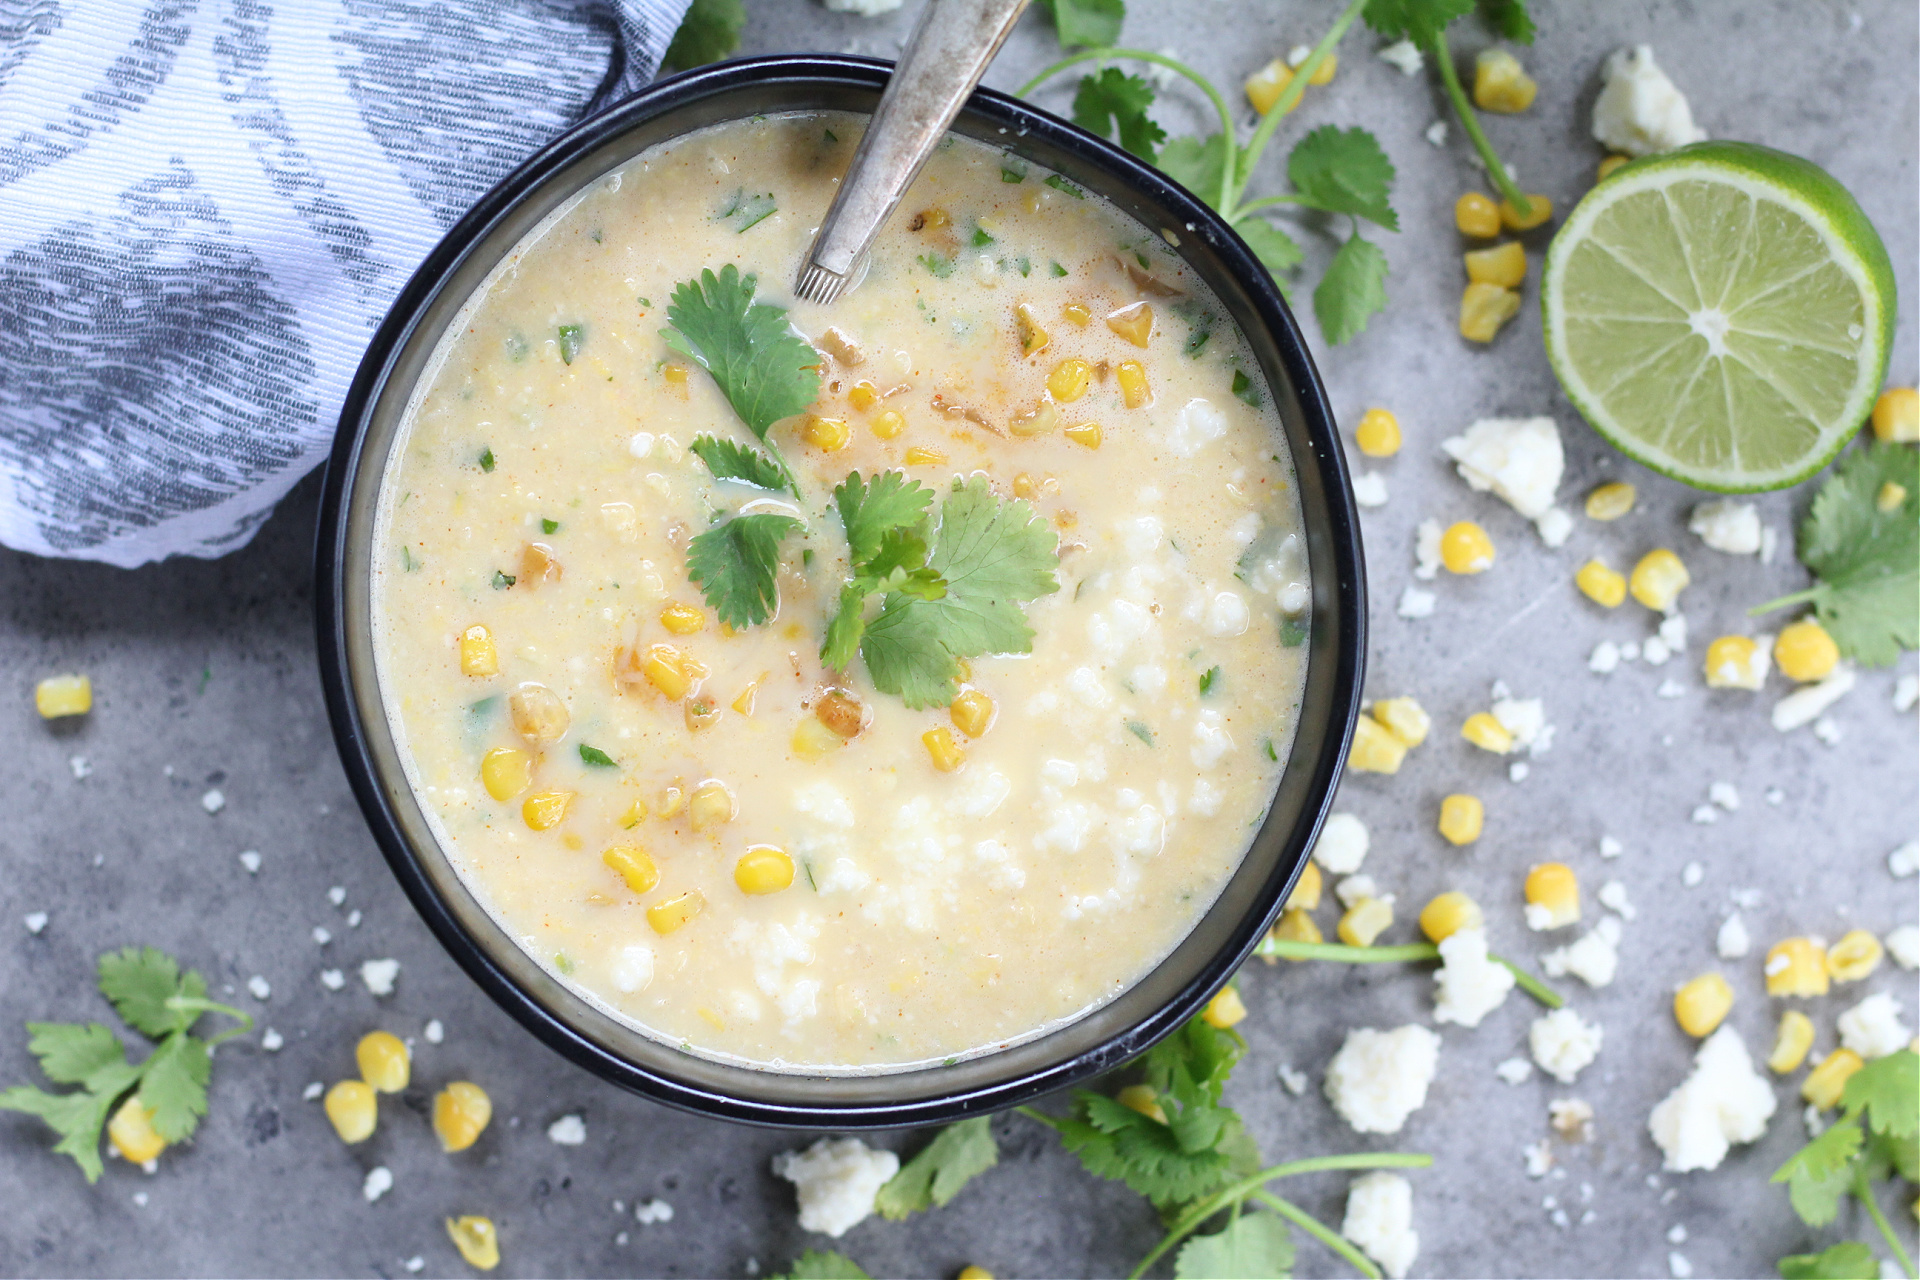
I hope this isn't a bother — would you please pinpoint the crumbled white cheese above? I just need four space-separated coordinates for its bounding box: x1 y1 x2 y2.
1492 697 1551 754
1509 761 1530 783
772 1138 900 1238
1709 635 1772 688
1336 875 1381 910
260 1028 284 1052
425 1019 445 1044
1648 1025 1776 1172
1277 1063 1308 1095
1414 519 1443 580
1688 501 1762 555
1658 614 1689 653
1377 39 1424 75
360 959 400 996
1352 472 1389 508
1597 880 1635 920
238 850 262 874
1886 925 1919 971
1535 507 1574 548
1681 862 1704 888
303 1082 324 1101
1657 679 1688 699
1643 636 1673 666
247 975 271 1001
1168 398 1228 458
201 789 226 814
1589 641 1621 674
1313 812 1371 874
69 755 91 780
1669 1251 1694 1279
548 1114 587 1145
1531 1008 1604 1083
1621 642 1641 661
328 886 347 906
23 912 48 935
1496 1057 1534 1085
405 1258 424 1274
635 1199 674 1224
1204 590 1250 637
1837 993 1910 1059
1591 46 1708 156
1342 1173 1420 1280
1891 841 1919 878
1441 417 1565 524
1895 674 1918 712
313 927 332 946
1690 805 1718 825
1708 782 1739 811
612 945 655 994
1667 1224 1688 1245
320 969 345 991
363 1166 393 1202
1286 44 1312 66
1542 918 1622 988
1813 716 1844 745
1432 928 1516 1028
823 0 904 15
1397 586 1436 619
1550 1098 1594 1141
1325 1025 1440 1134
1716 914 1751 959
1600 836 1623 859
1425 120 1449 147
1523 1139 1554 1177
1773 666 1856 731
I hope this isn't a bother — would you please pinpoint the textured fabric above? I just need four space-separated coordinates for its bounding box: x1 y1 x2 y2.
0 0 691 565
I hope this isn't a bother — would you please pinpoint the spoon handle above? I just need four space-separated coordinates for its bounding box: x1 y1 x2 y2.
795 0 1031 304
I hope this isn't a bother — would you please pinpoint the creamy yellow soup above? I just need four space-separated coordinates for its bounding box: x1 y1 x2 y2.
373 112 1309 1071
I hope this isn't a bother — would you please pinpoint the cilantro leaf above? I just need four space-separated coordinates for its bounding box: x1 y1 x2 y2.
1035 0 1124 48
578 744 617 768
557 324 584 364
1362 0 1474 43
875 1116 999 1219
1788 442 1919 665
97 947 204 1039
931 474 1061 603
663 266 821 441
821 585 872 673
770 1250 872 1280
1841 1048 1917 1139
1233 218 1303 281
1772 1119 1863 1226
1158 135 1227 209
1479 0 1535 43
26 1023 129 1089
717 188 777 233
0 1084 121 1183
1199 666 1221 696
918 252 957 279
1072 68 1166 164
1778 1242 1878 1280
835 471 935 569
138 1032 210 1142
663 0 744 70
691 436 789 490
1314 235 1389 345
686 513 803 629
1175 1211 1294 1280
1287 126 1398 230
1058 1092 1239 1209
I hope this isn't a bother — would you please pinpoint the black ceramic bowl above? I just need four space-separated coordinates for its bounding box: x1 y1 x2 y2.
316 54 1365 1129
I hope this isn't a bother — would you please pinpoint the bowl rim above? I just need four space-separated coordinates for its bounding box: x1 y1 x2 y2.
315 52 1366 1128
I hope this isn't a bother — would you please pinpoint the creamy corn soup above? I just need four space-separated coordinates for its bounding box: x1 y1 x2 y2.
372 112 1310 1071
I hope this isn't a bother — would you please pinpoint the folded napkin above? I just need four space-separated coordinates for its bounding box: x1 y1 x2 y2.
0 0 691 566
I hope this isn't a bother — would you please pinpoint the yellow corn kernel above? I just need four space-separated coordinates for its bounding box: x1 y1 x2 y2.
459 626 498 677
508 682 570 744
1286 861 1323 911
478 748 531 801
1803 1049 1864 1110
657 784 685 819
734 845 795 895
1455 192 1501 238
791 714 844 762
1372 696 1430 747
1307 51 1338 85
433 1081 493 1153
688 779 735 831
1464 241 1527 288
923 726 966 772
1774 620 1839 683
1572 560 1626 609
1244 57 1296 116
1597 154 1630 180
1628 548 1689 612
356 1031 411 1093
802 414 850 452
1437 795 1484 846
1441 521 1495 574
518 541 560 588
1202 986 1247 1029
731 679 760 716
1459 282 1522 342
1270 906 1323 954
1419 891 1484 944
602 843 659 894
1872 387 1919 442
1524 863 1580 929
647 889 704 935
521 789 574 831
1116 1083 1167 1124
1499 194 1553 231
108 1096 166 1164
905 446 946 466
1015 302 1050 355
1115 360 1151 408
1047 358 1093 403
1827 929 1884 982
640 643 702 701
1766 937 1831 997
1010 402 1059 438
1460 711 1513 754
34 672 93 720
446 1216 501 1271
1347 715 1408 774
1106 302 1154 347
848 380 879 411
1063 421 1102 449
1703 636 1764 689
1584 481 1637 520
1062 301 1092 327
659 602 706 635
1878 480 1908 512
915 207 951 230
662 364 689 385
870 408 907 439
1338 897 1394 947
324 1079 377 1144
1355 408 1401 457
1472 48 1537 113
1672 972 1734 1037
1768 1010 1816 1075
950 690 994 738
957 1268 995 1280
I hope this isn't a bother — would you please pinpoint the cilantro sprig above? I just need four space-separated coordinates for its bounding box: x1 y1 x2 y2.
0 947 252 1182
875 1115 999 1219
661 0 744 71
687 512 804 630
769 1252 871 1280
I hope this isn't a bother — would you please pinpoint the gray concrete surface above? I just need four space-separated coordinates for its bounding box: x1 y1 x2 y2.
3 2 1916 1276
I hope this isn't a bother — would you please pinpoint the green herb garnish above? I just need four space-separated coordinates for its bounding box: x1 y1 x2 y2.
663 265 820 441
969 223 995 248
492 570 516 589
557 324 584 364
768 1252 870 1280
1044 173 1086 198
578 744 617 768
479 448 496 472
690 436 790 491
1262 736 1279 761
661 0 744 70
686 513 804 629
1770 1049 1916 1278
1231 369 1262 407
541 517 560 535
1000 162 1026 183
1126 719 1156 746
876 1116 998 1219
918 252 957 279
1050 260 1069 277
717 188 777 233
1278 616 1307 647
1198 665 1221 696
1071 67 1166 162
1034 0 1124 48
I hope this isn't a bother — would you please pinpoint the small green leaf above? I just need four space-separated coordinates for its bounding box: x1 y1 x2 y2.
0 1084 120 1182
1771 1119 1863 1226
492 570 516 589
1034 0 1124 48
1262 736 1279 761
717 188 777 233
1234 219 1303 279
97 948 204 1040
970 223 996 247
1175 1211 1294 1280
1841 1048 1917 1138
1158 134 1227 209
1071 68 1166 164
479 448 495 472
875 1117 999 1219
1127 720 1155 746
1001 162 1026 183
1199 666 1221 696
541 518 560 535
770 1251 872 1280
1279 617 1307 646
662 0 744 70
1313 234 1389 345
139 1032 211 1143
1170 300 1216 355
1287 125 1398 230
504 333 529 362
1231 369 1262 408
1785 442 1919 665
1045 174 1086 199
1050 260 1069 278
1012 256 1032 277
557 324 584 364
690 436 790 490
1479 0 1536 43
1778 1242 1878 1279
686 512 804 629
25 1024 128 1089
579 744 617 768
918 253 957 279
662 265 821 442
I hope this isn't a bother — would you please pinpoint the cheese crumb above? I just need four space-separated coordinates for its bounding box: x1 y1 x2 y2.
1397 586 1437 619
320 969 345 991
201 789 226 814
1591 46 1708 156
1891 841 1919 878
303 1082 324 1101
1597 880 1635 919
1542 918 1622 988
1312 813 1371 874
261 1028 284 1051
328 886 347 906
1342 1173 1420 1280
771 1138 900 1238
612 945 655 994
1352 472 1389 508
1681 861 1704 888
1589 641 1621 674
247 975 271 1001
24 912 48 935
238 850 262 874
1277 1063 1309 1095
1709 782 1739 811
1648 1025 1776 1172
1600 836 1623 859
635 1199 674 1224
1496 1057 1534 1085
363 1166 393 1202
1491 696 1552 754
1716 914 1751 959
1688 501 1762 555
1377 39 1424 75
1773 666 1856 731
823 0 905 15
1425 120 1449 147
1524 1139 1554 1177
1432 928 1516 1028
1549 1098 1594 1141
1836 993 1910 1059
425 1019 445 1044
1336 875 1381 910
1414 520 1442 580
1325 1025 1441 1134
1531 1008 1604 1083
1669 1251 1694 1279
1441 417 1565 525
1895 674 1918 712
1886 925 1919 971
359 959 400 996
548 1114 587 1145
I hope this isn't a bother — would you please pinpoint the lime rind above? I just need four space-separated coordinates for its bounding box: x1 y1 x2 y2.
1544 141 1895 493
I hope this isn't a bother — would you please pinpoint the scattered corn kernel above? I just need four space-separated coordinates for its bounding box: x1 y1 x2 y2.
603 844 660 894
357 1031 410 1093
905 446 947 466
950 690 994 738
662 364 688 385
1765 937 1830 997
1673 972 1734 1037
458 626 498 677
731 679 760 717
1802 1048 1864 1110
1523 863 1580 929
1575 559 1627 608
1348 715 1408 773
791 715 845 762
1116 360 1151 408
957 1268 995 1280
508 681 570 743
870 408 907 439
1584 481 1637 520
1338 897 1394 947
1459 282 1522 342
1437 795 1484 846
619 800 648 829
923 726 966 772
1472 48 1538 112
735 845 795 895
1244 58 1296 116
1047 358 1092 403
1499 193 1553 230
1767 1010 1816 1075
1106 302 1154 347
659 602 706 635
108 1097 166 1164
916 207 951 230
1355 408 1401 457
1455 192 1501 238
1010 402 1059 438
1774 620 1839 683
1270 907 1323 953
801 414 850 452
647 890 704 935
1827 929 1884 982
848 380 879 411
324 1079 377 1144
1441 521 1495 574
34 673 93 719
1306 51 1337 85
681 780 733 832
1464 241 1527 288
657 784 685 819
446 1216 500 1271
1871 387 1919 442
1116 1083 1167 1124
518 541 560 587
1878 480 1908 512
521 789 574 831
1419 891 1484 943
1062 301 1091 327
1063 421 1102 448
1286 861 1322 911
1372 696 1430 747
640 643 701 701
1460 711 1513 753
1015 302 1049 355
433 1081 493 1152
1628 548 1689 612
1202 986 1247 1029
1597 154 1630 180
1703 636 1764 689
479 748 531 801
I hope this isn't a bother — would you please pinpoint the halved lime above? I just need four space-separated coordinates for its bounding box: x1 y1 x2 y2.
1543 141 1895 492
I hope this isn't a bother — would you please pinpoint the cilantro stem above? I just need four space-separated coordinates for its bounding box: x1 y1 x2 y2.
1429 36 1531 218
1249 1189 1381 1280
1748 586 1822 616
1855 1162 1918 1280
1256 940 1563 1009
165 995 255 1047
1230 0 1370 214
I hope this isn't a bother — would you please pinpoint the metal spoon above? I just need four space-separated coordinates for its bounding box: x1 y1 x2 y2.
794 0 1031 305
